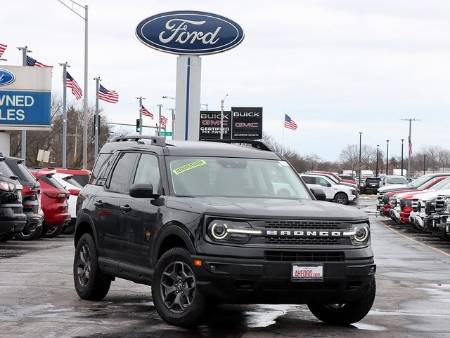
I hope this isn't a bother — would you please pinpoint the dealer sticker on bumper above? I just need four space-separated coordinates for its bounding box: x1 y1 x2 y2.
292 264 323 281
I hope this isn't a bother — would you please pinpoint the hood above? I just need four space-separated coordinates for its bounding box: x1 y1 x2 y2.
378 184 409 193
403 188 450 201
166 196 367 220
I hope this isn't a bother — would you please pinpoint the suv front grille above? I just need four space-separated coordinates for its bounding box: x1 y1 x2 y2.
265 237 351 245
264 220 349 229
264 250 345 262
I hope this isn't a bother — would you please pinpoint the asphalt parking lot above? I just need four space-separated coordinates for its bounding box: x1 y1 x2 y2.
1 197 450 338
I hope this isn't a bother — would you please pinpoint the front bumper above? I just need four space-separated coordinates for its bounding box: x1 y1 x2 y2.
23 212 44 233
191 254 375 304
389 208 401 222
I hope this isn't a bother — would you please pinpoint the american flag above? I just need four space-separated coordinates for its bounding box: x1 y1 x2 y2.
66 72 83 100
26 55 52 68
97 84 119 103
0 44 7 58
284 114 298 130
140 105 153 119
160 115 168 129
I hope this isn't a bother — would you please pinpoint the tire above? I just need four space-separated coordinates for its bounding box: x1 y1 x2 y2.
73 233 111 301
152 247 207 327
308 276 376 326
0 233 15 242
44 225 63 238
16 224 43 241
334 192 349 205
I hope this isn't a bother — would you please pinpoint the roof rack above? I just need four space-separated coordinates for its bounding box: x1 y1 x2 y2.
209 139 273 152
111 135 166 146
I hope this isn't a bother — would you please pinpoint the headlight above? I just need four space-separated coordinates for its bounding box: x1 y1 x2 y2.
207 220 262 244
344 224 370 246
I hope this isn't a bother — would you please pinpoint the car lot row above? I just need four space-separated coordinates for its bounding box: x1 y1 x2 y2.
0 154 90 242
377 172 450 241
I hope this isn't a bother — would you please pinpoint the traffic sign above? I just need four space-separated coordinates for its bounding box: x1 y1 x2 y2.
160 131 172 136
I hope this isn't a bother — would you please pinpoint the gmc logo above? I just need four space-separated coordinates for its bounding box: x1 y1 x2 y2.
265 230 343 237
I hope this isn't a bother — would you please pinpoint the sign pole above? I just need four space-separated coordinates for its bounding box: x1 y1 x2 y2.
59 62 70 168
157 104 163 136
93 76 101 160
17 46 31 162
82 4 89 169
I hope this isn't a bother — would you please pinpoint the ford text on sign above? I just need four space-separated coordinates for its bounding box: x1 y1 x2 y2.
0 66 52 130
136 11 244 55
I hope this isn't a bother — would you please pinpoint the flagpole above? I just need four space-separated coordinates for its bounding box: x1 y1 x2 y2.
59 62 70 168
157 104 163 136
17 46 31 163
93 76 101 160
137 97 145 135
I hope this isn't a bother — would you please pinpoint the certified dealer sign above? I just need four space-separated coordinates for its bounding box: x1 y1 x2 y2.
136 10 244 55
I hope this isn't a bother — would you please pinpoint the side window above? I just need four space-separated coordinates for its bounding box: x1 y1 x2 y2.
318 177 330 187
302 176 315 184
133 153 161 193
108 152 139 193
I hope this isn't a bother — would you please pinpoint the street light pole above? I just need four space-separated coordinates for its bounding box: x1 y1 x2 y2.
220 94 228 140
17 46 31 162
401 118 420 179
386 140 390 175
93 76 101 160
157 104 163 136
401 139 404 176
59 62 70 168
57 0 89 168
376 144 380 177
358 132 362 189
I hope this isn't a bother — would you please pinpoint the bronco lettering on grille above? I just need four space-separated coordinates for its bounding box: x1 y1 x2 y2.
265 230 343 237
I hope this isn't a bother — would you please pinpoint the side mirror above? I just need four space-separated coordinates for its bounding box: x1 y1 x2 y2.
129 184 160 199
310 187 326 201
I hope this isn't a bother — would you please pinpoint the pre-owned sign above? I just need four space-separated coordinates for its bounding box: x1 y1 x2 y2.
0 66 52 130
231 107 263 139
199 107 263 140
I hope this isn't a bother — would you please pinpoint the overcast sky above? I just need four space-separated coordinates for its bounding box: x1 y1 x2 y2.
3 0 450 160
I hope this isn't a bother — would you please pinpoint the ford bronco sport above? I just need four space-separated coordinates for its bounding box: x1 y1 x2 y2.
73 136 376 327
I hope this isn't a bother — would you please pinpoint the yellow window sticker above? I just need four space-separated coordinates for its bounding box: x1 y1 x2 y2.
172 160 207 175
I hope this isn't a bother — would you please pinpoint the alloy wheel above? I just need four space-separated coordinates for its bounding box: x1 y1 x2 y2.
77 243 92 287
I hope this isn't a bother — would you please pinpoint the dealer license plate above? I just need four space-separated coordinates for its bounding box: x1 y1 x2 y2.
291 264 323 282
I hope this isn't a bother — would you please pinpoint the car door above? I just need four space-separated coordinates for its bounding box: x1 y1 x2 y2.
120 152 162 267
101 152 139 261
316 177 334 199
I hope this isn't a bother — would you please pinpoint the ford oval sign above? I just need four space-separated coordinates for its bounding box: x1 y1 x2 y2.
136 11 244 55
0 69 15 87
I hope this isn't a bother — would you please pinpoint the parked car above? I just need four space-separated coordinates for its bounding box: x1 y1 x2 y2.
380 175 408 187
5 157 44 240
301 173 358 205
0 157 27 242
53 172 82 233
74 136 375 327
309 171 358 191
32 169 71 238
38 168 91 187
364 177 381 194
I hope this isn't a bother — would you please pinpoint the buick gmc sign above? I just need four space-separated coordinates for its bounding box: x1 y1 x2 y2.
136 11 244 55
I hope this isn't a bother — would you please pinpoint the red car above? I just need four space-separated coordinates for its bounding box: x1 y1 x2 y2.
381 176 447 217
32 169 71 237
41 168 91 187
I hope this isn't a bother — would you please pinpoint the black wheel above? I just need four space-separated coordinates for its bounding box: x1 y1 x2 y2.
334 192 349 205
16 224 43 241
308 276 376 326
73 233 111 301
44 225 63 238
0 233 15 242
152 247 206 327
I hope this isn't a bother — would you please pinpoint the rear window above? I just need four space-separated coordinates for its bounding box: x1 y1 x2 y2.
64 176 83 188
72 175 89 187
6 159 36 184
91 153 112 183
41 174 66 190
0 160 14 177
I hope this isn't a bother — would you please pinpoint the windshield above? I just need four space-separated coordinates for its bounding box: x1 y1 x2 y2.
0 160 15 178
430 178 450 191
63 176 83 188
168 157 311 199
408 175 432 189
387 176 407 184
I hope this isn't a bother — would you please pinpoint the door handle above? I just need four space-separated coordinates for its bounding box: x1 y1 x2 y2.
120 204 132 212
94 200 103 207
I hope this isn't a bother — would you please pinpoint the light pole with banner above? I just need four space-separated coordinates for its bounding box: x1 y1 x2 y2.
136 97 145 135
59 61 70 168
58 0 89 169
220 94 229 140
386 139 390 175
17 46 31 161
